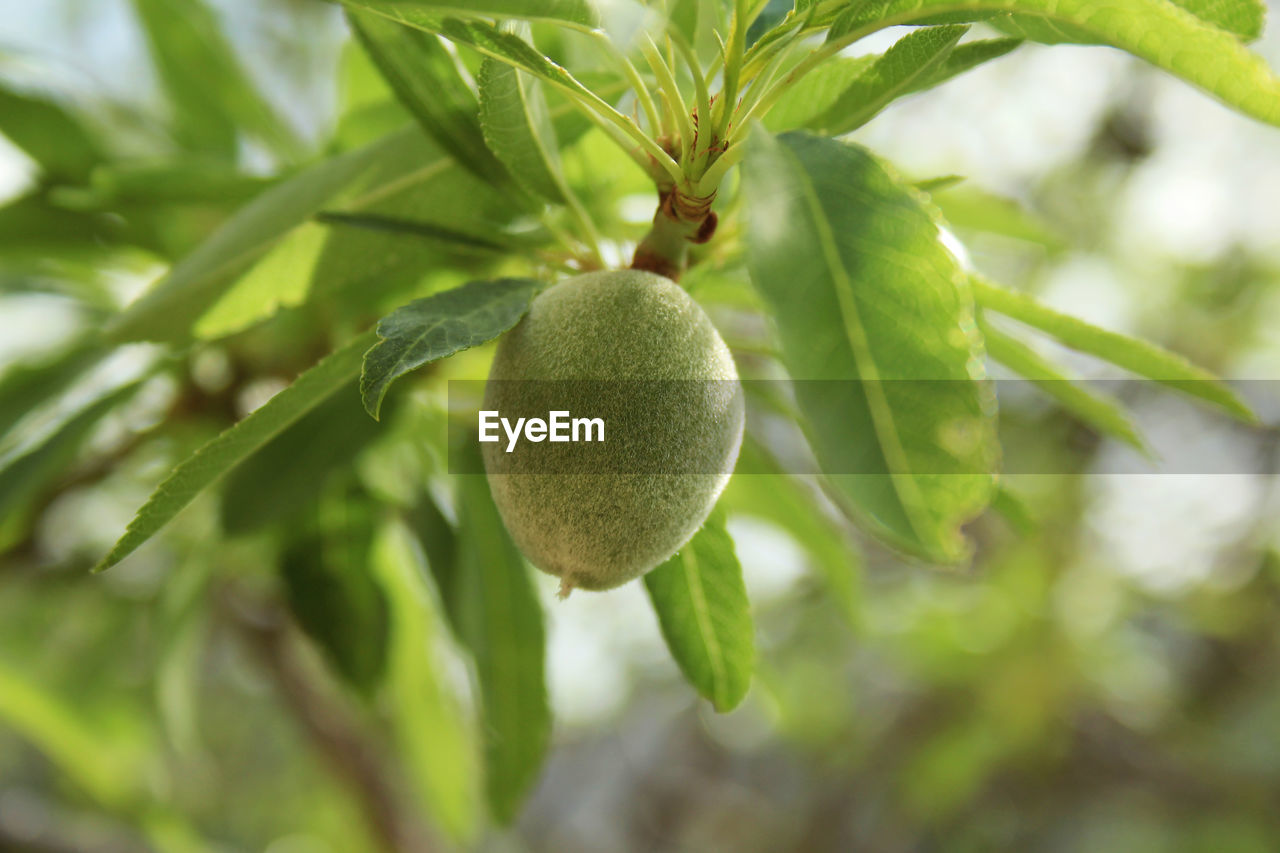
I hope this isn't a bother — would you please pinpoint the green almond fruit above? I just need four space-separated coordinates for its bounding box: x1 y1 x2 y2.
483 269 743 593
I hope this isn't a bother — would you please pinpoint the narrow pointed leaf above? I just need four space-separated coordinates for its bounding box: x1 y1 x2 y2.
0 382 143 523
821 0 1280 128
910 37 1023 92
455 466 550 823
348 10 511 184
108 132 403 342
94 332 373 572
219 381 386 534
931 184 1066 250
0 341 106 442
373 521 482 842
972 277 1254 422
765 56 877 132
644 510 754 712
979 314 1146 449
0 659 148 809
812 25 969 135
357 14 609 113
478 57 567 203
361 278 542 419
742 131 998 563
281 495 389 696
113 129 510 343
339 0 599 30
997 0 1264 43
0 86 103 182
723 441 860 623
767 37 1022 135
132 0 302 160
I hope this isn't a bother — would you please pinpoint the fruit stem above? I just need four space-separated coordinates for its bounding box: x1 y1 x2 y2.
631 184 717 281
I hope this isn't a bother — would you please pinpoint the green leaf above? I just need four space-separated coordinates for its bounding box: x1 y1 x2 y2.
281 491 389 696
741 131 998 563
339 0 599 30
723 440 860 624
478 55 567 203
114 128 511 343
0 86 103 182
0 657 148 810
86 162 278 206
812 25 969 135
94 331 373 573
219 380 387 534
347 10 511 185
766 37 1022 134
405 490 462 636
426 18 604 109
765 56 878 132
913 36 1023 90
373 520 482 842
972 276 1254 422
931 184 1066 250
820 0 1280 127
131 0 302 160
979 313 1146 449
0 341 105 442
669 0 702 44
312 211 512 252
0 381 142 525
644 509 754 712
361 278 542 419
1170 0 1264 39
455 467 551 823
108 132 401 342
996 0 1264 43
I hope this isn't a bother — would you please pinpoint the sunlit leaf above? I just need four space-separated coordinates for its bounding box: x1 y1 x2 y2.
996 0 1264 44
361 278 542 419
94 332 373 572
131 0 303 160
765 56 877 132
914 36 1023 89
818 0 1280 127
972 276 1254 421
0 85 103 182
0 341 106 442
811 25 969 134
455 466 551 823
339 0 600 30
373 519 482 842
931 184 1066 250
0 658 148 809
109 132 403 342
115 128 512 342
348 10 512 184
979 313 1146 449
723 440 860 623
644 509 754 712
742 131 998 563
479 55 567 203
0 381 142 525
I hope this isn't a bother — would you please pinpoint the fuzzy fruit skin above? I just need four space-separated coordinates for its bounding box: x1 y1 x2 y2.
483 269 743 591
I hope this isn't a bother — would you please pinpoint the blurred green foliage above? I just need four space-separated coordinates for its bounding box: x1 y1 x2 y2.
1 1 1280 852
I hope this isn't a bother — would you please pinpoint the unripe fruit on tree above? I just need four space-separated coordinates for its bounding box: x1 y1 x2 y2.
483 269 743 593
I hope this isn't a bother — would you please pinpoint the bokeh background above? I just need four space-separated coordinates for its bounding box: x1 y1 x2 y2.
3 1 1280 851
